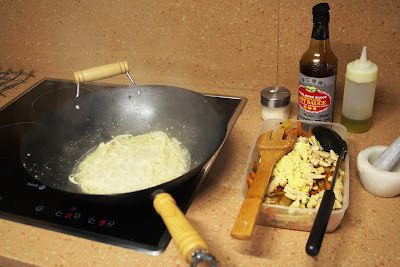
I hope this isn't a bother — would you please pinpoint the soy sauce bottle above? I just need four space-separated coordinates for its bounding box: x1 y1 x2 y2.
298 3 337 122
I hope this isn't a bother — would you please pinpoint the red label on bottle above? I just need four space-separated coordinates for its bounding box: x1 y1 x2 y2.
298 85 332 113
298 73 336 121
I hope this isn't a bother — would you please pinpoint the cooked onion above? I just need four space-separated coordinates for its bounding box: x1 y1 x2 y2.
69 131 191 194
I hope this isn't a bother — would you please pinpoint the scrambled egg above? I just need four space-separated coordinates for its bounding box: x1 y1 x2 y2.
264 135 344 210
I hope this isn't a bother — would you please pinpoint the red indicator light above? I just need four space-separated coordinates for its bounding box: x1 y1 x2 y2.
65 213 72 219
99 220 106 226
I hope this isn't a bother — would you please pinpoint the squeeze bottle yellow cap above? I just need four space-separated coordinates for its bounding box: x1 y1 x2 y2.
345 46 378 83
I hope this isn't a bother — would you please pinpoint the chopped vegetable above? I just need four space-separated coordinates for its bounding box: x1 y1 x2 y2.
278 195 293 206
265 208 276 220
248 172 256 186
325 178 331 190
280 119 295 129
297 121 302 137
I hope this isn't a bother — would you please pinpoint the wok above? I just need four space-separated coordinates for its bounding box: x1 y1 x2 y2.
20 62 226 265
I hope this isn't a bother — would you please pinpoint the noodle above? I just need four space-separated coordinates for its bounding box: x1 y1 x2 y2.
69 131 191 194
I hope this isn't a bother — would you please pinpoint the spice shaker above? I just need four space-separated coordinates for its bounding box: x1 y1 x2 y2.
261 86 291 120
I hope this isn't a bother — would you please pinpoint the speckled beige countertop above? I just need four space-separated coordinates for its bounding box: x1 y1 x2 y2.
0 72 399 267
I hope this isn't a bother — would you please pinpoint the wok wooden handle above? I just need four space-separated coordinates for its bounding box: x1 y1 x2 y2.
230 150 282 240
74 61 129 84
153 192 210 264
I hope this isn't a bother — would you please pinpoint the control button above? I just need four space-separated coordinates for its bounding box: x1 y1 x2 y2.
55 210 81 220
88 217 97 224
98 219 116 228
35 205 45 212
63 212 81 220
87 217 116 228
26 183 47 192
38 185 46 190
55 210 64 217
106 220 116 228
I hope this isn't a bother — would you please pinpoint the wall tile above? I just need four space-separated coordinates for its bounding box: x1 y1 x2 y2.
0 0 399 105
1 0 279 90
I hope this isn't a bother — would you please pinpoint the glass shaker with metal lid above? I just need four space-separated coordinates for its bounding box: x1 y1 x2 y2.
260 86 291 120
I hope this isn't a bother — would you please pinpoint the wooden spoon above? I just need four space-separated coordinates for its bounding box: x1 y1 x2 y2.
231 127 298 240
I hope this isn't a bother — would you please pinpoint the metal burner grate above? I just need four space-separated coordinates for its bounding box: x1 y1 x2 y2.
0 68 35 97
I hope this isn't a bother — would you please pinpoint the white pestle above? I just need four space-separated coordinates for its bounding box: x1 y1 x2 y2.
372 136 400 171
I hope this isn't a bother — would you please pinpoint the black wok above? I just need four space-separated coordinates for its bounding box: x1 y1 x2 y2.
20 84 227 202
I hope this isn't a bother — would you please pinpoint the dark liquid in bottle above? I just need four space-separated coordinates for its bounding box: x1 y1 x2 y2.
298 10 338 122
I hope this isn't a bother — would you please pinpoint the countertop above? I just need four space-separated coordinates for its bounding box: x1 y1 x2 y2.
0 73 399 267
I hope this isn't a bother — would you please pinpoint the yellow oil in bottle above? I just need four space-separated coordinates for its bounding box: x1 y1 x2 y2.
341 114 371 133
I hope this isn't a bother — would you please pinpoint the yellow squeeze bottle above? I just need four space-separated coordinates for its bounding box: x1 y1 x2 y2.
341 46 378 133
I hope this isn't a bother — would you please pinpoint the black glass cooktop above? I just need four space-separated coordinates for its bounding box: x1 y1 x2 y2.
0 79 246 255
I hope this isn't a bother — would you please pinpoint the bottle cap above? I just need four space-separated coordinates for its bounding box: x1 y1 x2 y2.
261 86 291 108
346 46 378 83
313 3 330 24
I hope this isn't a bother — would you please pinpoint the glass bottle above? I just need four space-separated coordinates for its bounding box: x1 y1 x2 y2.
298 3 338 122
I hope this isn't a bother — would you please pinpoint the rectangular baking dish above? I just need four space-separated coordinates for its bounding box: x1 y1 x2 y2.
239 119 349 232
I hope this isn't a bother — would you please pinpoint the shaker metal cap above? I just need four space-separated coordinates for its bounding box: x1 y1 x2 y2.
261 86 291 108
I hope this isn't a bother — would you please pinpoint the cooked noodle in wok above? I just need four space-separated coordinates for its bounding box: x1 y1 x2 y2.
69 131 191 194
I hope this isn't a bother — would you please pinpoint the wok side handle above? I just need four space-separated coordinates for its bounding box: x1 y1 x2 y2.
153 193 211 264
74 61 130 84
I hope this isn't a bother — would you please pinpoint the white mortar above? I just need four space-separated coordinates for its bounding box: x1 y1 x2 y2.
357 146 400 198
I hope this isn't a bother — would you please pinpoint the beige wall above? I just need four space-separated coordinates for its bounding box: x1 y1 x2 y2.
1 0 399 104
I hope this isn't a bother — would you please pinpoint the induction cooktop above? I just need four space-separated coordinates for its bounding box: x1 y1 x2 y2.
0 79 247 255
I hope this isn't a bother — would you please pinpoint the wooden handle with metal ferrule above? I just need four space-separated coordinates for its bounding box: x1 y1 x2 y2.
153 193 209 264
73 61 129 84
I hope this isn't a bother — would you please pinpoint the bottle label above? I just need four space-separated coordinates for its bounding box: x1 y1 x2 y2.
298 73 336 121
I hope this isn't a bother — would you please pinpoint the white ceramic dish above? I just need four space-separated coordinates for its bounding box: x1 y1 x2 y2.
239 120 350 232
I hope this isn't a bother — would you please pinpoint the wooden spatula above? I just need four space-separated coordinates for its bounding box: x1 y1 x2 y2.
231 127 298 240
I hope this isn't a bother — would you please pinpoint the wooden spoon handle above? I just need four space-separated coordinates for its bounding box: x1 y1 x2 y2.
153 192 209 264
231 150 282 240
74 61 129 84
